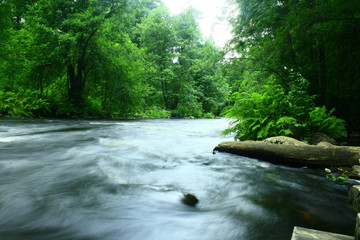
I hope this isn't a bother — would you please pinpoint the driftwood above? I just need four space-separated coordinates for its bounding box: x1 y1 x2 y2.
213 141 360 168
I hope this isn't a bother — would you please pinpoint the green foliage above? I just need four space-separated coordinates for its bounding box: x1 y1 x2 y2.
203 112 215 119
285 70 315 121
223 72 347 140
324 168 350 184
175 89 203 118
138 7 226 117
0 0 228 119
137 108 171 118
223 80 295 140
305 107 347 139
0 90 49 117
230 0 360 131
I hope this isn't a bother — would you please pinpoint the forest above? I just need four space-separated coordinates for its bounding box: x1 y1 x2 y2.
0 0 227 119
1 0 359 141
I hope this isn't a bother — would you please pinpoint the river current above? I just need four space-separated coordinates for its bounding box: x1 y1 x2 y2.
0 119 355 239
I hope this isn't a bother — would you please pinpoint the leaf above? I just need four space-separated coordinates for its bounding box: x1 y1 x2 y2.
280 129 293 136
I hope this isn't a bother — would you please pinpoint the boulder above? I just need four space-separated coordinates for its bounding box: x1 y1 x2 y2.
349 186 360 240
311 132 337 145
213 140 360 168
349 185 360 213
348 165 360 180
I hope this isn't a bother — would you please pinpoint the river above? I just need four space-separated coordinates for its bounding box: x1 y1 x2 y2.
0 118 355 240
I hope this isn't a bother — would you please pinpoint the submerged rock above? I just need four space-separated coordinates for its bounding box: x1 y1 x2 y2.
182 193 199 207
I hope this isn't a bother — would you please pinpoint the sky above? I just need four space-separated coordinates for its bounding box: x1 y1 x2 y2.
161 0 233 47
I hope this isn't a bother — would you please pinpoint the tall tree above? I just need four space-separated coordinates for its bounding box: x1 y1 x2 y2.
26 0 127 106
138 6 176 109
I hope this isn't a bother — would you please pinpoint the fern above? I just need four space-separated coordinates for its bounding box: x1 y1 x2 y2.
307 107 347 138
0 90 50 117
222 71 347 141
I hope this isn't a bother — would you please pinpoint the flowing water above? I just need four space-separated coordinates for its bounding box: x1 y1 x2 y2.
0 119 355 240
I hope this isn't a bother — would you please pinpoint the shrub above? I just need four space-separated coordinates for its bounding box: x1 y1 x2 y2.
223 71 347 140
138 108 171 118
305 106 347 138
203 112 215 118
222 84 296 140
0 90 49 117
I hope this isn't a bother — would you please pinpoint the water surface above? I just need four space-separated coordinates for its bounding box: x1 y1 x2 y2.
0 119 355 239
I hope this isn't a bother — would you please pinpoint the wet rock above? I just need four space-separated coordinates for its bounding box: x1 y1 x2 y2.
347 165 360 180
311 132 337 145
341 179 360 189
356 213 360 240
291 226 353 240
182 193 199 207
349 186 360 240
349 185 360 213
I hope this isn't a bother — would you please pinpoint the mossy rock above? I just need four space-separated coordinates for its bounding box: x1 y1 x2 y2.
264 136 308 146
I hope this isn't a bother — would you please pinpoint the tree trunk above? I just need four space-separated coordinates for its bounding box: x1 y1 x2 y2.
67 63 85 106
67 31 97 107
213 141 360 168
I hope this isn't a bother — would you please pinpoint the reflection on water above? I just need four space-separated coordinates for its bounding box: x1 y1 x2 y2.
0 119 355 240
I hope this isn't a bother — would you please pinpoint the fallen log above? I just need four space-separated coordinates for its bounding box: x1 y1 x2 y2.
213 141 360 168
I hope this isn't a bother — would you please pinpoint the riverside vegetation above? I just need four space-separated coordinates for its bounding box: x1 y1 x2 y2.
1 0 359 141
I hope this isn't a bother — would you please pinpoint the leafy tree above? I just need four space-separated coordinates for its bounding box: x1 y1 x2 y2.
19 0 131 110
138 6 176 109
229 0 360 131
88 26 148 116
190 41 228 115
138 6 227 117
171 8 227 117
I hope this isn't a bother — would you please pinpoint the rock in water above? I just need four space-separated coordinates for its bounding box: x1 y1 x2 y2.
182 193 199 207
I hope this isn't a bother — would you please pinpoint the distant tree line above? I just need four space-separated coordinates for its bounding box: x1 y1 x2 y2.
0 0 227 118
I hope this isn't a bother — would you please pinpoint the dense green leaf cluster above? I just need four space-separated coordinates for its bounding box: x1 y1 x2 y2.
223 71 347 140
0 90 49 117
138 7 228 118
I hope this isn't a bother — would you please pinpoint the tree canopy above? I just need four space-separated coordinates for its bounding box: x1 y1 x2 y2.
0 0 227 118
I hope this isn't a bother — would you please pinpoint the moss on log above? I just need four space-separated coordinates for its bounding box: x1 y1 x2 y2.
213 141 360 168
